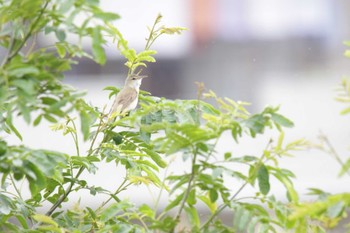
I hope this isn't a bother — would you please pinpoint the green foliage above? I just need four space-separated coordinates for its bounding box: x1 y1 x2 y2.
287 78 350 232
2 1 346 233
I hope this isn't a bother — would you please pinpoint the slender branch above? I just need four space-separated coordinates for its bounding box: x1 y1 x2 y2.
2 0 50 66
154 163 171 214
200 139 273 230
46 116 105 216
9 174 23 199
69 119 80 156
88 115 105 154
145 33 162 51
1 28 16 67
96 178 132 212
171 147 198 232
25 33 38 57
200 181 248 230
144 15 160 50
319 134 350 177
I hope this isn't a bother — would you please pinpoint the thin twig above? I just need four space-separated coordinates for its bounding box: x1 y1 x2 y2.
154 163 171 215
9 174 23 199
69 119 80 156
46 116 105 216
319 133 350 177
2 1 50 66
200 139 273 230
96 178 132 212
200 181 248 230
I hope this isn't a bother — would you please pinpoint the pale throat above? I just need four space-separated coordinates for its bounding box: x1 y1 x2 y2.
127 79 142 90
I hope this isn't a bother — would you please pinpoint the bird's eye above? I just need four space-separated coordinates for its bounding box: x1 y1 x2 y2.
132 77 136 80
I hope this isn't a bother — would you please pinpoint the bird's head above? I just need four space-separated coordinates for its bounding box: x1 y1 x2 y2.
125 74 147 88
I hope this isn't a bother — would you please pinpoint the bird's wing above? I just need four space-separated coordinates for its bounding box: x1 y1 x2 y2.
110 87 138 114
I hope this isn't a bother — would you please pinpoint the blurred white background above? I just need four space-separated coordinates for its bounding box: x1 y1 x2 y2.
5 0 350 224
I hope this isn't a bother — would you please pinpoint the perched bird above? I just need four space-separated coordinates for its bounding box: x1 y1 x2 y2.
109 73 147 117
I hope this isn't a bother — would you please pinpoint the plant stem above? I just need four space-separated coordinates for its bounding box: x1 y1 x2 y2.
46 116 105 216
1 0 49 66
171 148 198 232
69 119 80 156
144 15 161 50
200 139 273 230
319 134 350 177
154 164 171 214
9 174 23 199
200 181 248 230
96 178 132 212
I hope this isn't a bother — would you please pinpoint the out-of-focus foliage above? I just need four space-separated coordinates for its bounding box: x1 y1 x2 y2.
288 78 350 233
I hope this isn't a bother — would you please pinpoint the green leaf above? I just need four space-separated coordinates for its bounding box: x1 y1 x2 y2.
55 29 66 42
80 110 91 141
55 42 66 58
33 115 42 126
257 164 270 195
94 12 120 21
92 27 106 64
244 114 266 136
228 155 258 163
164 192 185 212
272 169 299 203
142 166 163 187
112 133 123 145
184 206 200 228
44 114 57 123
0 140 7 156
33 214 58 226
26 162 47 195
327 201 345 218
8 66 39 78
0 194 14 215
187 189 196 206
100 202 131 222
289 193 350 221
340 107 350 115
15 215 29 229
6 117 22 141
339 158 350 177
198 195 217 213
160 26 187 35
142 148 167 168
139 204 155 218
271 113 294 128
209 189 218 202
12 79 36 95
344 50 350 58
224 152 231 160
237 208 251 231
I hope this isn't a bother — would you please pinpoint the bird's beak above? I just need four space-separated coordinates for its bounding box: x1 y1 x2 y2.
138 75 148 79
128 74 148 80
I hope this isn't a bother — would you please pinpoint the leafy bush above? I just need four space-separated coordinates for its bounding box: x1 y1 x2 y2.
1 1 348 232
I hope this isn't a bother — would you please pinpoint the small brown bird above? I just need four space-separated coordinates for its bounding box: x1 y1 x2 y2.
109 74 147 116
